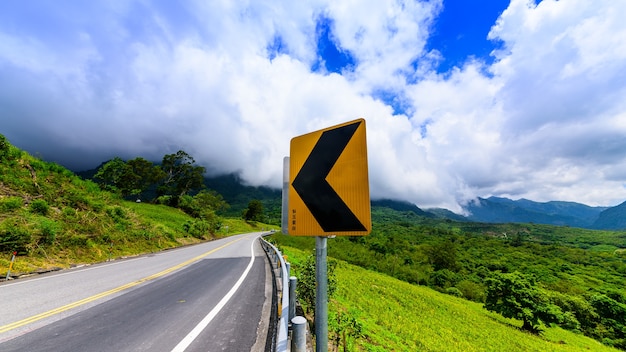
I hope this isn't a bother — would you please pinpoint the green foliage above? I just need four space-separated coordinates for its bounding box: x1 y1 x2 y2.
243 199 264 222
1 197 23 212
293 254 338 314
93 157 127 192
29 199 50 215
588 294 626 348
445 286 464 297
427 239 459 271
159 150 205 198
485 271 562 333
0 134 10 160
38 219 59 246
178 190 229 219
0 218 32 254
271 204 626 348
329 309 363 352
94 157 164 198
279 246 619 352
183 219 211 239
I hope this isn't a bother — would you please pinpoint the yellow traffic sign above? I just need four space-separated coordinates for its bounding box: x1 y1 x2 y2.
288 118 371 236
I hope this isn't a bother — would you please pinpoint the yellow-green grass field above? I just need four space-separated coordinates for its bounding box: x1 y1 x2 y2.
282 246 619 352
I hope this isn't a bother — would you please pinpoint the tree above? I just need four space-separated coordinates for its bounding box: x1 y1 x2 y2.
428 239 459 271
158 150 205 201
124 157 164 199
94 157 164 198
243 199 264 221
485 271 562 333
192 190 229 215
93 157 128 193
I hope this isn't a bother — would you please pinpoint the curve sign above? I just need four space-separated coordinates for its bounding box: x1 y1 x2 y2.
288 119 371 236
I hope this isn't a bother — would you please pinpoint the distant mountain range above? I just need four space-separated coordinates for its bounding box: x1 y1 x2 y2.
203 176 626 231
428 196 625 231
78 164 626 231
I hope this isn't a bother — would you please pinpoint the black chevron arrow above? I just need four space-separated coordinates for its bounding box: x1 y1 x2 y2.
292 121 366 232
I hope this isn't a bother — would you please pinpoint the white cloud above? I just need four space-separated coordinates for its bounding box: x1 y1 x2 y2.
1 0 626 211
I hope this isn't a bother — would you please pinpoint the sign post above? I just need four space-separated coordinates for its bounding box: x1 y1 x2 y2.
286 118 371 352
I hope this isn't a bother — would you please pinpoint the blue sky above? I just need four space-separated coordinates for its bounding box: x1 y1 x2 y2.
1 0 626 211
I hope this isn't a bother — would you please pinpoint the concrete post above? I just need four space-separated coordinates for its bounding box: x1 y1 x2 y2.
315 236 328 352
291 316 307 352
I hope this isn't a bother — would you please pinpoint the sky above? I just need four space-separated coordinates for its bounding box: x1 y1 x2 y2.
2 0 626 212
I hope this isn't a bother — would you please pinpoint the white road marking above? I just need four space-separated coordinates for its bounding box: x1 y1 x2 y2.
170 237 257 352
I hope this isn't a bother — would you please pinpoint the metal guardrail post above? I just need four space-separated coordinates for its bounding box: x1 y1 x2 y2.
289 276 297 322
260 237 290 352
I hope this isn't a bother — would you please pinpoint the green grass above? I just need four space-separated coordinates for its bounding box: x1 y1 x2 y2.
281 245 620 352
2 200 275 276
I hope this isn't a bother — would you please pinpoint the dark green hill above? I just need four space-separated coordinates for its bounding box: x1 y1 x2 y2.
593 200 626 230
371 199 434 217
463 196 608 228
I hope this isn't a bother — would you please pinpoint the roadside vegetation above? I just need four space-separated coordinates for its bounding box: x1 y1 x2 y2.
279 245 619 352
270 206 626 350
0 134 272 276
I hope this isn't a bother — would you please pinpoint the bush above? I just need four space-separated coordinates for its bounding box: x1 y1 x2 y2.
0 220 32 253
445 287 463 297
455 280 486 302
30 199 50 215
0 197 23 212
183 219 210 239
0 134 10 159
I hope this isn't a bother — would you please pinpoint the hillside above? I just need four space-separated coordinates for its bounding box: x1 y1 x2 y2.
278 245 620 352
593 200 626 230
271 204 626 349
0 136 267 277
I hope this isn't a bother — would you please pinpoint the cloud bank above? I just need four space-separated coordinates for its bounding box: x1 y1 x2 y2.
1 0 625 211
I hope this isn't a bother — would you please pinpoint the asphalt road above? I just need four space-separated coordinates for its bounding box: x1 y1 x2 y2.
0 232 272 352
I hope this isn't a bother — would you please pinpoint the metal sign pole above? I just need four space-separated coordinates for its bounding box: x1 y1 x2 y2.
315 236 328 352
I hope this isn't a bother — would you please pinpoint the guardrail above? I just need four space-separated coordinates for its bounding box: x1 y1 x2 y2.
260 235 290 352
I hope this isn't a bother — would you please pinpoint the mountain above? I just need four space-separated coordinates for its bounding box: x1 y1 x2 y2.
463 197 610 229
592 200 626 230
371 199 434 217
425 208 468 222
76 159 626 230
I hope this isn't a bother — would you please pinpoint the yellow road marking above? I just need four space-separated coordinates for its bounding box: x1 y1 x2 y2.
0 236 247 333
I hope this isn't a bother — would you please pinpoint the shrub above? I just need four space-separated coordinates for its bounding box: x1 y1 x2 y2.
39 219 59 245
445 287 463 297
455 280 486 302
0 134 10 159
0 220 32 253
183 219 210 239
30 199 50 215
0 197 23 212
106 206 127 220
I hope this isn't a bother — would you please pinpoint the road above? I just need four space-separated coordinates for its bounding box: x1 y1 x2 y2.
0 232 272 352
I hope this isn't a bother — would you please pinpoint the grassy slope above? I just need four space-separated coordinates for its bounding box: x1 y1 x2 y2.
281 246 618 352
2 199 271 276
0 140 275 276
